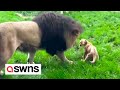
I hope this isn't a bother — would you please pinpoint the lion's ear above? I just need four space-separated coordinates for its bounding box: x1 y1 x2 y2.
71 29 79 36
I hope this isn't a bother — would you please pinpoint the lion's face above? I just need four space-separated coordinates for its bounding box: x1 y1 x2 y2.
64 29 80 49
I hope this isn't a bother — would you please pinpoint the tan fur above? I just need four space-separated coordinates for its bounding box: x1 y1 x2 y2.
0 21 41 46
80 39 99 64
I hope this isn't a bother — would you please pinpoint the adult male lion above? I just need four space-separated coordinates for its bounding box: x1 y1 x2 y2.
0 12 83 75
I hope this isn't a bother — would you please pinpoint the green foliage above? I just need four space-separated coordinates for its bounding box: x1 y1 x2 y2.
0 11 24 22
1 11 120 79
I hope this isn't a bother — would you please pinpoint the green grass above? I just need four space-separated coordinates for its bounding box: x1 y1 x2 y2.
1 11 120 79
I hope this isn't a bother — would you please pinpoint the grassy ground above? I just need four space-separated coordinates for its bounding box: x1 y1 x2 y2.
1 11 120 79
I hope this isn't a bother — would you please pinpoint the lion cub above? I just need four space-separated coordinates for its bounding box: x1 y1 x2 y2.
80 39 99 64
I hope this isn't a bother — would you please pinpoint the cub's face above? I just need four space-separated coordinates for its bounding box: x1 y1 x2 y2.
80 39 87 46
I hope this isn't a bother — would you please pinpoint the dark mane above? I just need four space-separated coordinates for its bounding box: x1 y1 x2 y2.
32 12 82 56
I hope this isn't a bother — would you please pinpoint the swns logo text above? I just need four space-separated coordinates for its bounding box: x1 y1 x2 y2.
5 64 41 75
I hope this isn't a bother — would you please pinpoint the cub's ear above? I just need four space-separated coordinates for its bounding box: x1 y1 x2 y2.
85 40 87 45
71 29 79 36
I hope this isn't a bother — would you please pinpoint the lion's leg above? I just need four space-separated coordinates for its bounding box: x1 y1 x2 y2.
26 53 30 62
27 52 36 64
0 48 16 75
0 36 18 75
0 56 7 75
0 53 11 75
56 51 73 64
